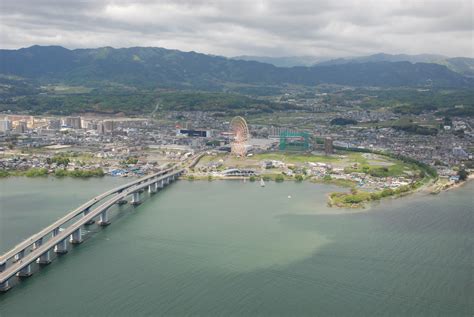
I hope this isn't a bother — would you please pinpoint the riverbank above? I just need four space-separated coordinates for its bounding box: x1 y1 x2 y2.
192 150 444 209
326 172 439 209
327 183 417 208
0 167 105 178
428 174 474 194
181 172 435 210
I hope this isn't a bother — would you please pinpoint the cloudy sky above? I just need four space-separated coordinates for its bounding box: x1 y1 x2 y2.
1 0 473 57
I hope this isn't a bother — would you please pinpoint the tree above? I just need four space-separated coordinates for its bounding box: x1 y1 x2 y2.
275 174 284 182
458 169 468 181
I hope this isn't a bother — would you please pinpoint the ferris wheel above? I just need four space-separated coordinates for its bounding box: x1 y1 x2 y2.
230 116 249 156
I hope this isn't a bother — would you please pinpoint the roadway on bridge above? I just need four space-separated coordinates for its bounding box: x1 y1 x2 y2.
0 168 184 284
0 166 175 266
0 152 205 288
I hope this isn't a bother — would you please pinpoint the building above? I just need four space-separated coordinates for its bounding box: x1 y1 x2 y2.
15 121 28 133
64 117 82 129
48 119 61 130
7 115 34 128
0 120 12 132
177 129 212 137
452 146 468 158
324 137 334 155
97 122 106 135
221 168 256 177
104 120 115 133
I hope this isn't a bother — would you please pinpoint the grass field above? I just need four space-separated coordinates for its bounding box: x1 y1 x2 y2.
45 85 94 94
252 152 338 164
196 151 406 172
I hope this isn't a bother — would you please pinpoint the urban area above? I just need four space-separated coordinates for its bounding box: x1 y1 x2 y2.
1 92 472 202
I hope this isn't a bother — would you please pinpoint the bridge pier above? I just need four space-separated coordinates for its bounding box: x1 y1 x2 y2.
37 250 51 265
131 192 141 206
159 179 164 188
148 184 156 194
70 228 83 244
33 238 43 250
17 263 32 277
14 250 25 263
52 227 60 237
0 279 11 292
98 210 110 226
84 208 95 225
54 239 68 254
0 262 5 273
117 199 128 205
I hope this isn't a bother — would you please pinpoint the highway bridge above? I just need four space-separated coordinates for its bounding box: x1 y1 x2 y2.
0 154 206 292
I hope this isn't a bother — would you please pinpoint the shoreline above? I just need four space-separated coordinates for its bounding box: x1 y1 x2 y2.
3 172 470 209
427 175 474 194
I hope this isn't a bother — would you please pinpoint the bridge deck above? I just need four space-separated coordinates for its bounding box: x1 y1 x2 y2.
0 168 183 284
0 167 175 265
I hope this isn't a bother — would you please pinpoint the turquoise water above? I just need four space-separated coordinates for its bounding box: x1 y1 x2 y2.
0 177 473 316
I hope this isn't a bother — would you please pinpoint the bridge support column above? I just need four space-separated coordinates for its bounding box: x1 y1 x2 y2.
148 184 156 194
17 264 32 277
70 228 83 244
159 179 164 188
0 279 11 292
154 182 159 192
0 262 5 273
37 250 51 265
54 239 68 254
52 227 60 237
33 238 43 250
131 192 141 206
84 208 95 225
14 250 25 262
117 199 128 205
98 210 110 226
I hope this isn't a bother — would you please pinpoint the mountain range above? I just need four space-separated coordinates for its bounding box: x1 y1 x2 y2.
1 46 473 91
233 53 474 77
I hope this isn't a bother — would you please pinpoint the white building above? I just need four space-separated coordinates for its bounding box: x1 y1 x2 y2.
0 120 12 132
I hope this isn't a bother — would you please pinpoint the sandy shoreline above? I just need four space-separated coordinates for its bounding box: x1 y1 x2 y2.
427 174 474 194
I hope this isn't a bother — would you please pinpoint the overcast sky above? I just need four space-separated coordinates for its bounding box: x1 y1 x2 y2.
0 0 473 57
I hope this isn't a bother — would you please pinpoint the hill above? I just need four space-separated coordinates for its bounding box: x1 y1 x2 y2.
231 55 328 67
316 53 474 77
1 46 472 90
237 53 474 77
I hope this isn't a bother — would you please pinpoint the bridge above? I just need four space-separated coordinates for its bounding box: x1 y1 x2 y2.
0 153 204 292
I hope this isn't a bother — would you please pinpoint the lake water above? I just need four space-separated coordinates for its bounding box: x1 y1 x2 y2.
0 177 473 316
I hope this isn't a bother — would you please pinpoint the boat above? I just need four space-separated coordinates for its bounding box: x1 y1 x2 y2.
260 178 265 187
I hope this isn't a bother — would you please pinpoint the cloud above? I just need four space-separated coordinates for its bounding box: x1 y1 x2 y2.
0 0 472 57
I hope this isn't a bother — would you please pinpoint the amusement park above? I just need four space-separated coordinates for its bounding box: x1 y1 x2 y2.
176 114 430 209
227 115 328 156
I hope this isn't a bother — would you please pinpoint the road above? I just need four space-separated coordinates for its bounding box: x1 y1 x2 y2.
0 166 175 266
0 168 183 284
